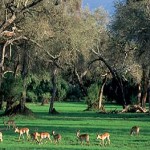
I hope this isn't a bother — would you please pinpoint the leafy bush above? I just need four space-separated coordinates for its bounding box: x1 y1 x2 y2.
67 84 83 101
57 77 69 101
27 76 52 103
27 91 37 103
2 72 23 101
86 83 99 103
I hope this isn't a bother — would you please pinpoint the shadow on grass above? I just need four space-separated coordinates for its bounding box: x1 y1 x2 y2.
34 111 150 123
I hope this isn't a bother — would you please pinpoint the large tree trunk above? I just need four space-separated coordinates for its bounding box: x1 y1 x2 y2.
20 78 27 112
20 44 28 113
0 41 6 110
0 67 3 110
0 96 3 110
49 67 57 114
141 66 149 109
148 85 150 115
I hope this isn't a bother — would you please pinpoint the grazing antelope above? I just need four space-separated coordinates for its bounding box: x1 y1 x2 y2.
0 132 3 142
15 127 29 140
30 132 40 143
3 119 16 130
38 132 52 144
96 132 110 146
76 130 90 145
52 131 61 143
130 126 140 136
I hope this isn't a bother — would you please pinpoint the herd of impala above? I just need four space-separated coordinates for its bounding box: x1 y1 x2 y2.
0 119 140 146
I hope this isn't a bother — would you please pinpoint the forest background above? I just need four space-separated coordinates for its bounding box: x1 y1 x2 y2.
0 0 150 115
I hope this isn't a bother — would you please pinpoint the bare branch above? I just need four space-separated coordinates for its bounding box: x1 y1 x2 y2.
91 48 99 56
0 0 44 35
20 0 44 12
0 13 16 35
45 50 61 60
28 38 42 48
80 70 88 79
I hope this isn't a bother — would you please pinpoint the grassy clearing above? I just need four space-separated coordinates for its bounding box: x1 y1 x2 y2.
0 102 150 150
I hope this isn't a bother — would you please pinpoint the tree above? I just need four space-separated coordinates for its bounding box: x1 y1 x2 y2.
0 0 44 114
28 2 110 113
110 0 150 110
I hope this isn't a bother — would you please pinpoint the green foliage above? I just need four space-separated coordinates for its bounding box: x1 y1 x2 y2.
26 74 52 103
41 92 51 101
2 72 23 100
35 79 52 102
67 84 82 101
86 83 99 103
26 91 37 103
57 77 69 101
111 0 150 66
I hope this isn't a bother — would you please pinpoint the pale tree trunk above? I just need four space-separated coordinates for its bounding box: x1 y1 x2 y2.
98 74 107 110
137 83 141 105
49 67 57 114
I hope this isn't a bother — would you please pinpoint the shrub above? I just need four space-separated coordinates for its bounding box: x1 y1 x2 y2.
67 84 83 101
57 77 69 101
2 72 23 101
86 83 99 103
26 91 37 103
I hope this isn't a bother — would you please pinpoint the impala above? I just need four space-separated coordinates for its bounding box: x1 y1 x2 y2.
15 127 29 140
52 131 61 143
3 119 16 130
130 126 140 136
96 132 110 146
38 132 52 143
76 130 90 145
30 132 40 143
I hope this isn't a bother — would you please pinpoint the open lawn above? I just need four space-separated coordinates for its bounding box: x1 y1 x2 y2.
0 102 150 150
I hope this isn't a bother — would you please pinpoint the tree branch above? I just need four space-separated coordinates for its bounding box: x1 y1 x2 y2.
0 0 44 35
0 13 16 35
0 36 28 70
20 0 44 12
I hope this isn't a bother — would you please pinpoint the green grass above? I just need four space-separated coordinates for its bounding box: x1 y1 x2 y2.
0 102 150 150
